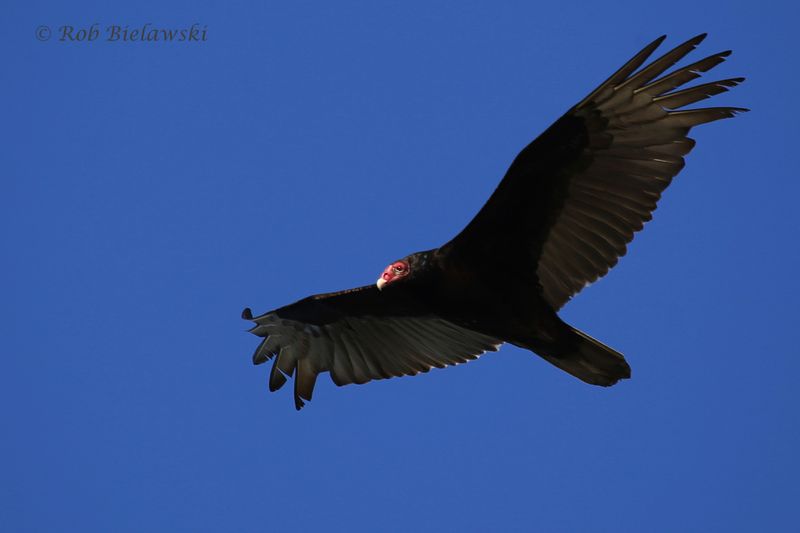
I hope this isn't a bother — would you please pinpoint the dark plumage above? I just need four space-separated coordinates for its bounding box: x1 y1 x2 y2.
243 34 746 409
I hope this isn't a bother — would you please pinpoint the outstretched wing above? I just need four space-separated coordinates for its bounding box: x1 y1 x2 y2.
243 286 501 409
443 34 746 309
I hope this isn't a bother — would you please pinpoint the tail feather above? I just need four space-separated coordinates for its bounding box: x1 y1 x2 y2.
540 327 631 386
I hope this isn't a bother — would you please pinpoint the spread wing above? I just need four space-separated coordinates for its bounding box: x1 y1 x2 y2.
243 286 502 409
443 34 746 309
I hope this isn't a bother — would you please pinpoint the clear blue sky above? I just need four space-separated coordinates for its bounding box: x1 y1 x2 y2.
4 1 798 531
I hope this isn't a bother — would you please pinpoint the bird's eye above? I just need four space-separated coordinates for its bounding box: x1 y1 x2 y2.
393 265 406 274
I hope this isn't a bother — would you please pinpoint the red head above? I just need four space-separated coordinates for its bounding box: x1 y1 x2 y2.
376 260 410 290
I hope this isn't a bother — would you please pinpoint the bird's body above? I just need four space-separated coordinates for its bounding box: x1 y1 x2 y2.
243 34 746 409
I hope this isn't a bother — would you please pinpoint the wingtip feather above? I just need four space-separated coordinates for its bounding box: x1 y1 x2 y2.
691 33 708 44
269 358 289 391
252 344 270 365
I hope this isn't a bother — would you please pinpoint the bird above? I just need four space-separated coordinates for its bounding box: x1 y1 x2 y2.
243 34 746 410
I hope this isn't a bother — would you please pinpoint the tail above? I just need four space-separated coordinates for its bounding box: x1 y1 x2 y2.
539 326 631 386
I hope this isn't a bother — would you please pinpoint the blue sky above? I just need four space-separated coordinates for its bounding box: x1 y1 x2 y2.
4 1 798 531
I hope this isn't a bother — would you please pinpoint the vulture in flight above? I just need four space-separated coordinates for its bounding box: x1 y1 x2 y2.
243 34 746 409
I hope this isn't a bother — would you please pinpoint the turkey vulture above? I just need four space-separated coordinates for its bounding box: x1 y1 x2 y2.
243 34 746 409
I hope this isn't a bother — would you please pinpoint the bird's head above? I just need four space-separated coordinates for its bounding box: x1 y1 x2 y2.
376 259 410 290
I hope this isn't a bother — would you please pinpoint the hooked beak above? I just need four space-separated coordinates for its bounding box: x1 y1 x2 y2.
376 277 387 291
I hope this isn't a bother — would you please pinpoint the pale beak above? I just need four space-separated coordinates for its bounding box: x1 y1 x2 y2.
376 277 387 291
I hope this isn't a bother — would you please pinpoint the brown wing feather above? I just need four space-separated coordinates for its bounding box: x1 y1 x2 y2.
538 35 746 309
444 34 746 310
243 286 502 409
